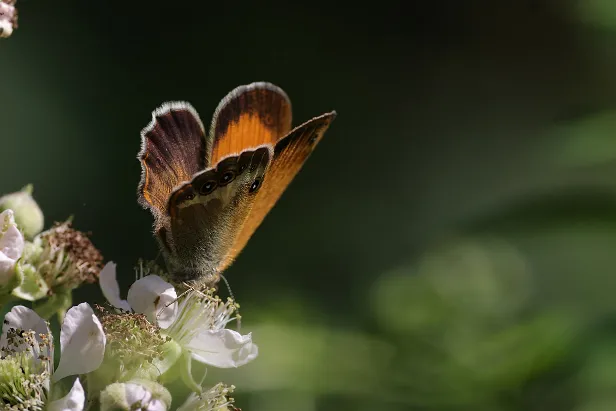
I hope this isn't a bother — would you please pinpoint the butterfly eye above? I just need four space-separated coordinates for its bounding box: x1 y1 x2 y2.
249 178 261 193
200 180 217 195
219 171 235 186
185 193 195 201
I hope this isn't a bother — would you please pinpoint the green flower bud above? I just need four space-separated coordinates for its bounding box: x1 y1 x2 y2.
0 185 44 239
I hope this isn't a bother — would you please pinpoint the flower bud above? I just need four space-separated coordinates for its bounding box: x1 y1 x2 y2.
100 380 171 411
0 185 44 239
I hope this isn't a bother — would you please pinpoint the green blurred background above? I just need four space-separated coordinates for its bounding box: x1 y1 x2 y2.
6 1 616 410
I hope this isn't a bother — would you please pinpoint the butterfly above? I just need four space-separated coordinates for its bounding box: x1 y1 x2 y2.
137 82 336 287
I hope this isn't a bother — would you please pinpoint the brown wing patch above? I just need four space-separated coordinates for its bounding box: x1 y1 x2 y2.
162 147 272 285
208 82 292 164
138 102 208 218
218 111 337 271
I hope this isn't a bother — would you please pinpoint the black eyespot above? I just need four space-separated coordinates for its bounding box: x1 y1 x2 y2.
249 179 261 193
219 171 235 186
200 180 217 195
185 193 195 201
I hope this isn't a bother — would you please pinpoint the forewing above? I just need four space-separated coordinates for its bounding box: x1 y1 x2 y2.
208 82 292 163
138 102 208 219
218 111 337 271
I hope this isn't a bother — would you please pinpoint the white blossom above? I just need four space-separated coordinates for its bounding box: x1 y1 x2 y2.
0 304 106 410
100 262 258 371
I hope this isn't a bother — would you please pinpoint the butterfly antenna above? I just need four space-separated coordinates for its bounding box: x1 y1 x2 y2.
220 274 241 331
163 284 192 310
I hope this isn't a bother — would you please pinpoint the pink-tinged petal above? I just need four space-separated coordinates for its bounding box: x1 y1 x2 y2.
187 329 258 368
127 275 178 328
99 262 131 311
47 378 85 411
53 303 106 381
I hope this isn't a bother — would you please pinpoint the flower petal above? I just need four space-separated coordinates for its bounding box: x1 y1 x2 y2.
100 381 171 411
99 262 131 311
127 275 178 328
0 210 24 285
187 329 259 368
0 211 24 261
0 305 50 353
124 383 168 411
47 378 85 411
53 303 106 381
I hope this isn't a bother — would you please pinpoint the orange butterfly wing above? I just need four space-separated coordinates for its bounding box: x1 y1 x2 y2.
208 82 292 163
138 102 208 222
217 111 337 271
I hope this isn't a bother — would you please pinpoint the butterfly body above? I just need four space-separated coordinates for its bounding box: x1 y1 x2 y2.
138 82 336 287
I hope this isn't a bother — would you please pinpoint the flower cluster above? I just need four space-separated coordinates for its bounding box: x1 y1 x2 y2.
0 186 258 410
0 303 102 410
0 186 104 322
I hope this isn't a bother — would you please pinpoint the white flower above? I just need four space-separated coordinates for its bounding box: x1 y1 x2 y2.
100 262 258 372
0 304 106 410
99 261 176 327
0 209 24 286
0 1 16 38
47 379 85 411
165 291 258 369
100 380 171 411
